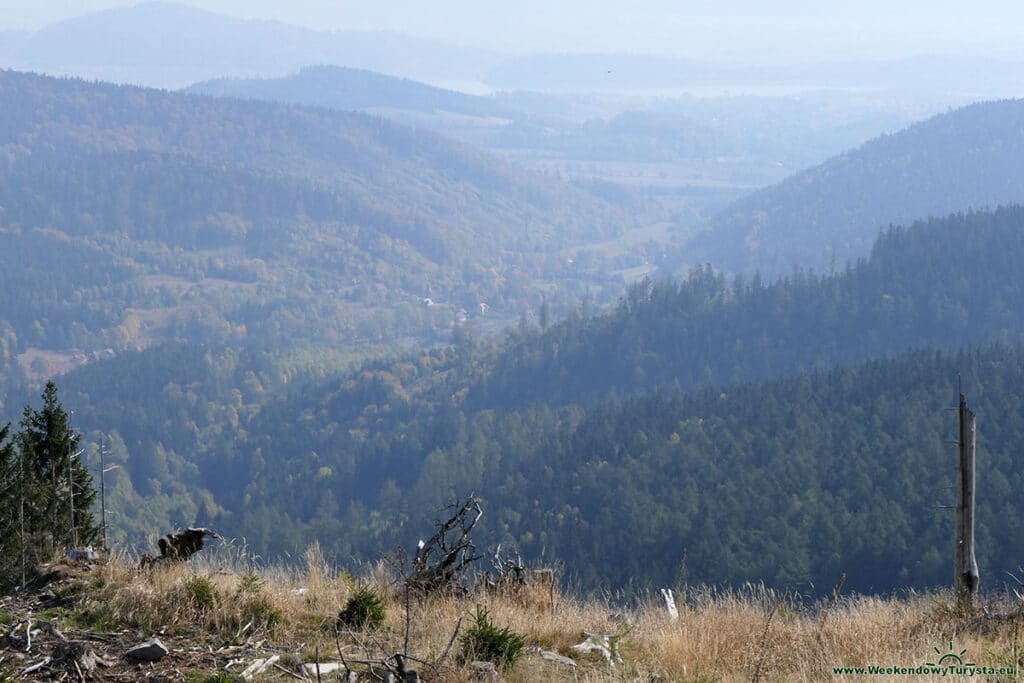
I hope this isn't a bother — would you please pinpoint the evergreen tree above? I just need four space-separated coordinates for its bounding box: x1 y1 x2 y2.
16 382 99 565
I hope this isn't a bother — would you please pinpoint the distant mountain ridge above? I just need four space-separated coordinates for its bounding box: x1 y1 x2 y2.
188 66 511 118
9 2 1024 97
0 2 501 88
689 98 1024 275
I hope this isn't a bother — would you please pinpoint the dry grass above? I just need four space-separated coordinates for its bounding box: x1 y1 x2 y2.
31 547 1024 681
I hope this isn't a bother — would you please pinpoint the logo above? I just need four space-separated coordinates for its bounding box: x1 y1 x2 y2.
832 641 1013 677
924 641 974 668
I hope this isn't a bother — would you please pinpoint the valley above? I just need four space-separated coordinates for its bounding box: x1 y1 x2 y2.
3 0 1024 615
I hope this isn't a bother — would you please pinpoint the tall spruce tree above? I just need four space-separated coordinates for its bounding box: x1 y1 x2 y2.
16 382 98 565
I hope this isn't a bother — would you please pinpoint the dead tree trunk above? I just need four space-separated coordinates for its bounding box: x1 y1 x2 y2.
955 392 979 609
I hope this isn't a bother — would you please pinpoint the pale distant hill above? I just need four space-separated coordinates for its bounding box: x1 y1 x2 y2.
690 98 1024 275
188 66 511 118
0 2 500 88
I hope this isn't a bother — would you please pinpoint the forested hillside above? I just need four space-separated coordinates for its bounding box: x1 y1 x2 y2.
690 98 1024 274
7 69 1024 599
473 207 1024 408
23 207 1024 593
0 69 637 395
190 343 1024 595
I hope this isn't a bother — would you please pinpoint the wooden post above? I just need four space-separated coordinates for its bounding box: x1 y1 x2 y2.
955 392 979 609
19 465 26 589
68 438 77 549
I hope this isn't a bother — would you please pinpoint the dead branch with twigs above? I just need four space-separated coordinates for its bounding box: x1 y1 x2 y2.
489 543 526 588
408 495 483 596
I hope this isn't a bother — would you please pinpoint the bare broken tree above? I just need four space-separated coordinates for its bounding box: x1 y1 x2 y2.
479 543 557 612
482 543 526 590
408 495 483 595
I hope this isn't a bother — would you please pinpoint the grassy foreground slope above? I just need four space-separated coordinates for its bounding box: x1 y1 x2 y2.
0 551 1019 681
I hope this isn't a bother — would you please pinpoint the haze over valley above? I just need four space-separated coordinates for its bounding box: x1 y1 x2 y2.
4 0 1024 621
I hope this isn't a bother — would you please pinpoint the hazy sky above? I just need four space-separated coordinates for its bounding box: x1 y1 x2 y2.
1 0 1022 62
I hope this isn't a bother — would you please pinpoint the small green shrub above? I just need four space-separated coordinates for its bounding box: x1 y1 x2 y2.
242 594 283 630
459 607 525 670
337 585 387 630
237 572 265 594
184 574 217 611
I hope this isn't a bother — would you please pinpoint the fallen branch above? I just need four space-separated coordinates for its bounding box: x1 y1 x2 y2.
271 660 309 681
22 656 52 675
535 647 577 667
572 628 629 667
334 627 354 679
436 616 463 666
